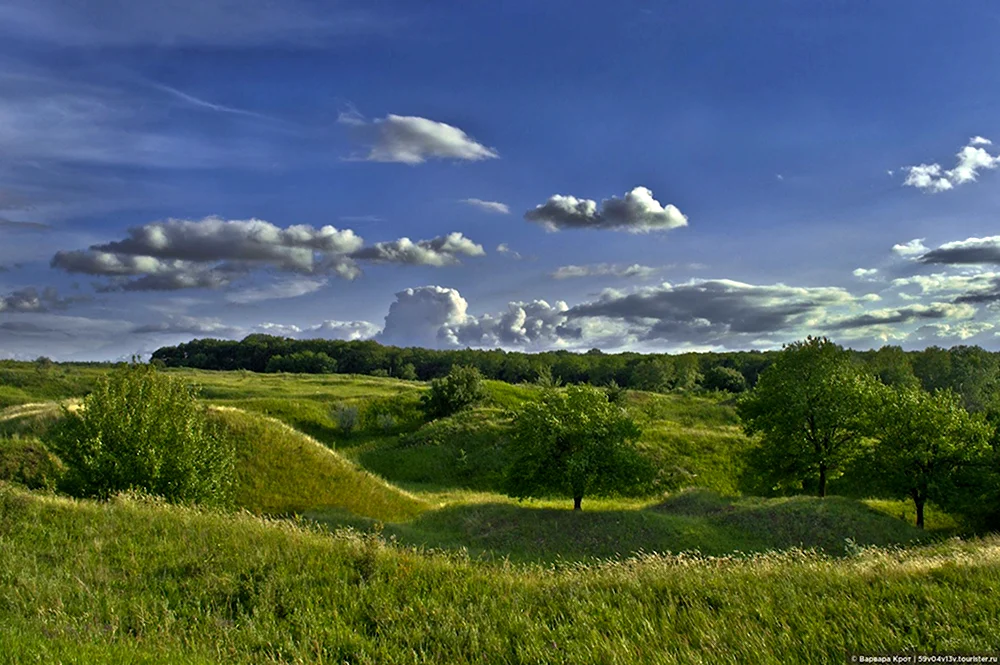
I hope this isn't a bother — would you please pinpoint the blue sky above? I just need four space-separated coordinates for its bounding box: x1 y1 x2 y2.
4 0 1000 359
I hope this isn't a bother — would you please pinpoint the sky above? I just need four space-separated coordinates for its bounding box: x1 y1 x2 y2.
4 1 1000 360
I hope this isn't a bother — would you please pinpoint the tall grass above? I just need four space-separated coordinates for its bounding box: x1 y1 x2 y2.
2 485 999 664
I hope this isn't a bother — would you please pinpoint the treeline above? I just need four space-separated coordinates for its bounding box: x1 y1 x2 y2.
152 336 1000 406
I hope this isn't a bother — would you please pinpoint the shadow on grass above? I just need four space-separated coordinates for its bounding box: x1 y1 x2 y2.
652 489 931 553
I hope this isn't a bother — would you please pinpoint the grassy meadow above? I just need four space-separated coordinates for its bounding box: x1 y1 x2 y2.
1 360 997 663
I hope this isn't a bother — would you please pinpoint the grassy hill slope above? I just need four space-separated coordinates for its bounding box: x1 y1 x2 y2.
210 406 427 522
2 484 999 664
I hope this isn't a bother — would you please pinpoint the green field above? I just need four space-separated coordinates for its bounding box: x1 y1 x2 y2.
0 362 996 663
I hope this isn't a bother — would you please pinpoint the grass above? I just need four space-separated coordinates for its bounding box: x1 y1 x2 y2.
3 484 1000 664
210 406 427 522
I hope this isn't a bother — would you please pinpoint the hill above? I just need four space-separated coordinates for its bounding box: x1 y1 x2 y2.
2 484 998 664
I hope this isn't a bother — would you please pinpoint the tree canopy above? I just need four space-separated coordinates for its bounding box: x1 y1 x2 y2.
503 385 651 510
737 337 877 497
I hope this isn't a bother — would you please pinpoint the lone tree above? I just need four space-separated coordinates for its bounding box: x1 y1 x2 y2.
50 361 234 505
737 336 876 497
866 385 991 529
503 384 651 510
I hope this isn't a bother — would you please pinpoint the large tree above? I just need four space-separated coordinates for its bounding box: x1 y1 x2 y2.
866 385 991 529
737 337 877 497
503 385 650 510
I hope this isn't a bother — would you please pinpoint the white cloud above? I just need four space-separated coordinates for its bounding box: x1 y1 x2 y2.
496 243 522 259
351 232 485 266
892 238 929 257
903 137 1000 192
551 263 659 280
461 199 510 214
377 286 472 348
225 277 328 304
852 268 879 281
525 186 687 233
340 113 498 164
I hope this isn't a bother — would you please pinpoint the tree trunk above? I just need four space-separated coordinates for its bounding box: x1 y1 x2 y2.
573 496 582 511
914 494 925 530
818 462 827 498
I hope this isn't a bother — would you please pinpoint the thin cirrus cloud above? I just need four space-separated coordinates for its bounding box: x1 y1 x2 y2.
0 0 388 48
902 136 1000 193
461 199 510 214
525 186 688 233
339 111 499 164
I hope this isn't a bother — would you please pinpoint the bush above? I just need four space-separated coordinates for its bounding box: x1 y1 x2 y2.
420 366 486 420
49 363 234 505
334 404 360 435
0 436 65 491
703 366 748 393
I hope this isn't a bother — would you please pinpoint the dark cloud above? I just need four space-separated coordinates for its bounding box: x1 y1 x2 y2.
0 286 78 313
567 280 855 344
0 217 49 231
525 186 687 233
919 236 1000 265
823 303 973 330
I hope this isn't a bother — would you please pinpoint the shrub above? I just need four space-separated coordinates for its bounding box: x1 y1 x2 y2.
49 362 234 505
420 366 486 420
334 404 360 435
0 436 65 491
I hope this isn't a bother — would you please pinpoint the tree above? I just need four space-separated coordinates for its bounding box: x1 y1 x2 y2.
864 385 991 528
503 385 650 510
703 365 748 393
49 362 234 505
420 365 486 420
737 337 877 498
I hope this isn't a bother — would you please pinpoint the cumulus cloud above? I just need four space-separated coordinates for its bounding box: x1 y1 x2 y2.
374 285 590 350
551 263 659 280
525 186 688 233
0 286 75 312
461 199 509 214
892 238 929 257
340 113 498 164
566 279 858 346
852 268 880 281
903 137 1000 192
919 236 1000 265
890 271 1000 297
377 286 472 348
91 217 363 271
351 232 485 266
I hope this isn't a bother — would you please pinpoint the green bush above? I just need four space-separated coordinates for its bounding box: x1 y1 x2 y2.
703 366 748 393
49 363 234 505
0 436 65 491
420 366 485 420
